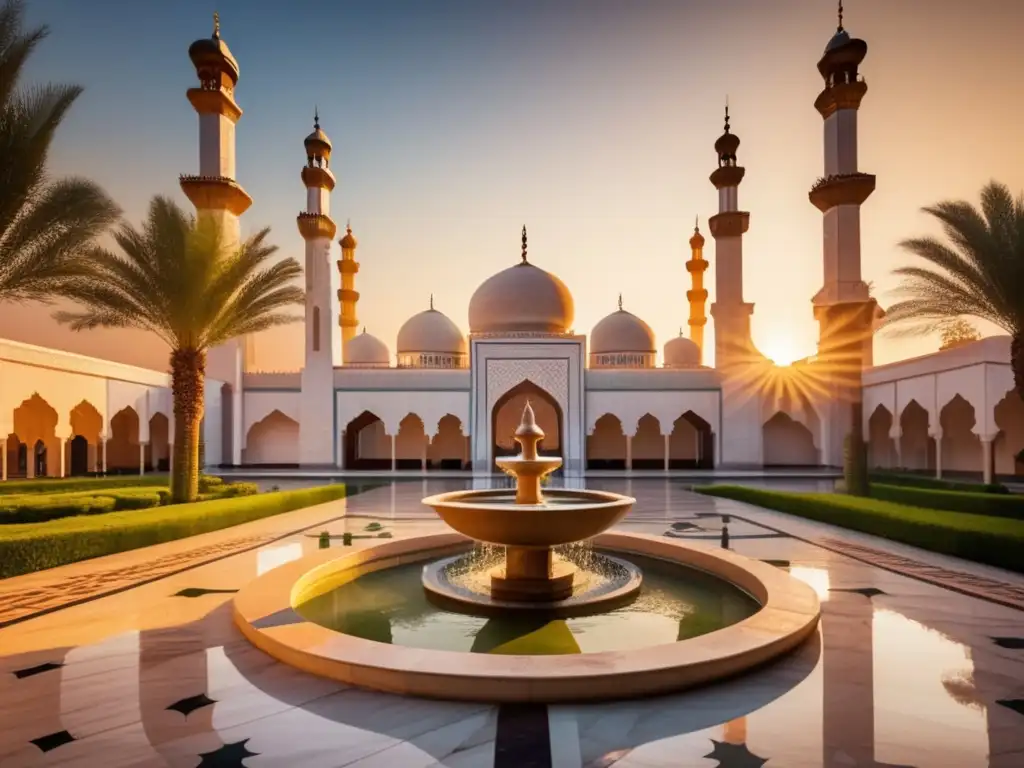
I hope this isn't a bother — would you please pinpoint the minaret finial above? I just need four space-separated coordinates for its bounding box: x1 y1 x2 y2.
694 215 700 233
837 0 844 32
618 293 623 311
361 325 366 334
521 225 528 264
314 106 320 130
680 327 684 337
724 97 731 134
346 218 351 232
429 293 434 310
213 11 220 39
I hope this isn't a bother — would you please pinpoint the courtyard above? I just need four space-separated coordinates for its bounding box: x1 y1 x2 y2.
1 477 1022 768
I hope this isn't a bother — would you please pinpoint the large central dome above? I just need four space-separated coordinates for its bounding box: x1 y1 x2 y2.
468 229 574 335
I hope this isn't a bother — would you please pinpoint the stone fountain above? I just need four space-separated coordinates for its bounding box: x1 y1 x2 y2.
421 402 641 611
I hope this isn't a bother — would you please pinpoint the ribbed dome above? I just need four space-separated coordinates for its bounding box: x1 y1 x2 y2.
346 329 390 367
590 309 656 354
397 306 466 355
339 224 357 249
664 334 702 368
468 262 574 335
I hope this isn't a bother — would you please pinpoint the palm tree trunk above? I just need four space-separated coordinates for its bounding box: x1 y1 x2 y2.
1012 333 1024 401
170 347 206 503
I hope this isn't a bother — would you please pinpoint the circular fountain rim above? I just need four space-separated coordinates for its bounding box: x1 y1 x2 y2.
232 531 821 703
422 487 635 512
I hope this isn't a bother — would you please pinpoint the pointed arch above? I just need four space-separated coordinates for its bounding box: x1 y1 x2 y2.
243 409 299 466
13 394 59 477
631 413 662 469
668 411 714 469
939 395 981 475
899 399 932 471
867 404 895 469
428 414 468 470
587 414 626 470
107 407 141 473
762 411 818 467
491 379 562 470
344 410 390 469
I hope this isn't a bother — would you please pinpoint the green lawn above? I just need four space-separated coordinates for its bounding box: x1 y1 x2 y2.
0 484 348 578
697 485 1024 574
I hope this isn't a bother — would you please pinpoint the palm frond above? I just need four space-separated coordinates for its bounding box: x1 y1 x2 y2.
886 181 1024 339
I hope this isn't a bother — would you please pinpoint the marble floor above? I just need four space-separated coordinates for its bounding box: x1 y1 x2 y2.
1 479 1023 767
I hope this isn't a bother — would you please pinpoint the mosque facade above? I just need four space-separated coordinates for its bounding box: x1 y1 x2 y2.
0 9 1020 482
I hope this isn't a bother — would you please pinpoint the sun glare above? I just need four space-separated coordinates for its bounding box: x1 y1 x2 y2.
760 338 805 367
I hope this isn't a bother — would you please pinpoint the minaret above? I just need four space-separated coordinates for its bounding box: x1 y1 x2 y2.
182 13 252 466
707 103 754 369
686 217 709 364
810 1 878 466
297 111 338 465
337 222 360 363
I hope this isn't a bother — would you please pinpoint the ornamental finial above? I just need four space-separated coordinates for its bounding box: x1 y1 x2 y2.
361 325 366 334
694 215 700 233
521 225 528 264
618 293 623 311
314 106 320 130
837 0 844 32
213 11 220 39
724 97 730 134
429 293 434 310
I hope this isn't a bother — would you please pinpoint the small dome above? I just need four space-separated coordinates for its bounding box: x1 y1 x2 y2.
664 333 702 368
714 131 740 158
398 303 467 356
469 262 574 335
346 329 390 367
339 224 357 249
825 29 851 52
188 15 239 84
590 306 656 355
305 126 332 154
689 220 705 249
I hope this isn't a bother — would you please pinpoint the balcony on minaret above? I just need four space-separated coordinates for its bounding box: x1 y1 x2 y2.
808 172 876 213
297 213 337 241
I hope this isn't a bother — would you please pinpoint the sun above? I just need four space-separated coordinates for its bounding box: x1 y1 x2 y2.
760 337 805 367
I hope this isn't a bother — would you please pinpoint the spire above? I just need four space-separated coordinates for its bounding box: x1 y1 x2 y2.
314 106 320 130
724 97 730 134
837 0 844 32
362 326 366 334
212 11 220 39
694 215 700 234
429 293 434 310
521 225 528 264
679 327 684 337
618 293 623 311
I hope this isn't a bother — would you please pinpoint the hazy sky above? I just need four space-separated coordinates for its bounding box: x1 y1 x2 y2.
3 0 1022 373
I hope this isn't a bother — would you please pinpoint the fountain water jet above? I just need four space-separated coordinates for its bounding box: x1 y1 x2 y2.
422 402 640 611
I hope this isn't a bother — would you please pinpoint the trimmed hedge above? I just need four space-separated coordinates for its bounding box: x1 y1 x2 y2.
0 481 257 525
697 485 1024 574
0 474 171 496
0 484 347 578
870 483 1024 521
869 471 1009 495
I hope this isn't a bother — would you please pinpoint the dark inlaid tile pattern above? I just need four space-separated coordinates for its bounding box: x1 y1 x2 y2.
831 587 889 598
30 730 75 753
703 739 768 767
197 738 260 767
167 692 217 716
0 534 270 625
174 587 239 598
494 703 551 768
821 537 1024 610
12 661 64 679
993 637 1024 649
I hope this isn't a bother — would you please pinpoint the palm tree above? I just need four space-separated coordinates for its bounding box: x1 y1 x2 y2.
0 0 120 302
55 197 304 502
885 181 1024 398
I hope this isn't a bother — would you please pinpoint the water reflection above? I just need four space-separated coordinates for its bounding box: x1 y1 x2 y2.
256 543 303 576
789 566 831 602
873 608 988 767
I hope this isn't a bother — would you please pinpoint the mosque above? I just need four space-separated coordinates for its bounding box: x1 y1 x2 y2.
0 9 1020 483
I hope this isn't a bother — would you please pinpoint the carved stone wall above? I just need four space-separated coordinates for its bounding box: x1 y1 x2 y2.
485 358 569 417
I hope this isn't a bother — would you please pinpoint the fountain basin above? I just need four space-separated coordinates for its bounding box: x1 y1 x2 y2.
232 531 821 703
421 488 634 548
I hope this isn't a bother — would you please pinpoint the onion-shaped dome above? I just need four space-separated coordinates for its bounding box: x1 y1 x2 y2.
188 13 239 85
589 297 656 369
339 223 358 250
689 218 705 249
663 331 702 368
346 328 390 367
396 298 468 368
304 110 332 159
468 228 573 335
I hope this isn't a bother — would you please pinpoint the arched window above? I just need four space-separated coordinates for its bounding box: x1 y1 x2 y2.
312 307 321 352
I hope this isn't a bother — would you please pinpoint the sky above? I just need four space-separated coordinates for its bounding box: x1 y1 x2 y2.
2 0 1023 373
